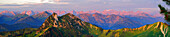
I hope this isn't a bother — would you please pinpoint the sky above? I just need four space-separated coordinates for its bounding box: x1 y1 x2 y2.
0 0 169 14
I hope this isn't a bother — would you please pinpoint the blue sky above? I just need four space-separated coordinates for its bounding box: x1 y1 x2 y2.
0 0 169 13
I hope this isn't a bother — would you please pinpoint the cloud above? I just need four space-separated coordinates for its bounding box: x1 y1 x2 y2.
0 6 29 8
87 0 101 2
55 2 70 4
0 0 69 5
135 8 160 14
136 8 159 10
122 0 131 2
0 4 29 8
0 4 23 6
0 0 162 13
31 0 70 4
54 0 60 2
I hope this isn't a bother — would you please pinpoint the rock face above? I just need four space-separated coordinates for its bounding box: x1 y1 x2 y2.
53 13 58 21
39 13 58 29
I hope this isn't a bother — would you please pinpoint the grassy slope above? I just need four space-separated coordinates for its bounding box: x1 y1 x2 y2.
0 28 37 37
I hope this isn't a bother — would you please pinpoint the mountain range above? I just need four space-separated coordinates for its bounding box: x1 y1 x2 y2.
78 13 142 30
0 10 166 31
0 10 163 16
0 11 52 32
0 13 169 37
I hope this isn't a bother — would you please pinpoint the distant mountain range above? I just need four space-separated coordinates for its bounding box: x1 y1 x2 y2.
0 10 163 16
0 13 169 37
0 10 166 31
0 10 16 16
0 11 51 25
78 13 142 30
0 11 52 32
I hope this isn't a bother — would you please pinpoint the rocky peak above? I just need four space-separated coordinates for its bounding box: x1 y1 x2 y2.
43 11 51 14
93 13 103 16
21 10 35 16
39 13 58 29
38 13 85 30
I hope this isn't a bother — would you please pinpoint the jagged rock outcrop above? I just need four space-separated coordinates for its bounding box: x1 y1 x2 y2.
39 13 58 30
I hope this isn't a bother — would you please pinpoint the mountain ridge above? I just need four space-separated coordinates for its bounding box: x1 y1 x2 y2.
78 13 143 30
0 10 162 17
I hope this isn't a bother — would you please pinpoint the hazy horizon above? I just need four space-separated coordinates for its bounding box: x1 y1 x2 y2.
0 0 169 13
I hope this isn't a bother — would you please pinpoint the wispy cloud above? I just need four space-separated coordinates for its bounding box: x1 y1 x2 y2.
0 4 23 6
136 8 159 10
0 4 29 8
0 6 29 8
135 8 160 14
122 0 131 2
0 0 164 13
0 0 70 4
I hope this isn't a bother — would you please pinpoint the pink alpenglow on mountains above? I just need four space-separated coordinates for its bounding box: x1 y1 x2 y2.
0 9 166 30
21 10 39 16
0 9 162 17
0 10 16 16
